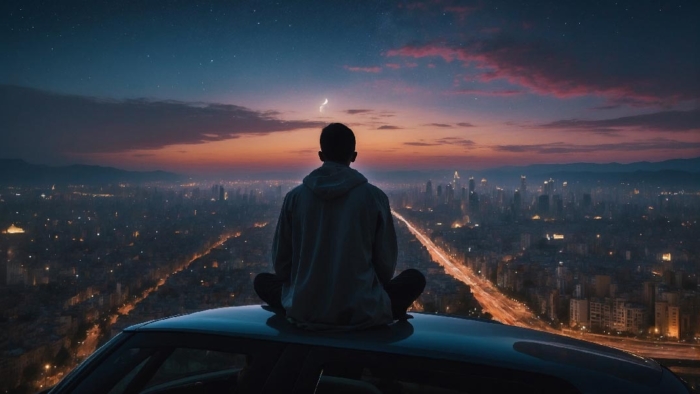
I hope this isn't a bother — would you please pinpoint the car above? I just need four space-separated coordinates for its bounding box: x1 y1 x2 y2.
44 305 691 394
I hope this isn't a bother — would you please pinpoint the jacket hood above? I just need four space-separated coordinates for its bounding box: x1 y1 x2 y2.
303 162 368 200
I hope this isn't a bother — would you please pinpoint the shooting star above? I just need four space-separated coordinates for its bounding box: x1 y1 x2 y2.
319 98 328 113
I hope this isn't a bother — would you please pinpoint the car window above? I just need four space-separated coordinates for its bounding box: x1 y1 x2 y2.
143 348 248 390
66 332 285 394
309 348 579 394
107 356 152 394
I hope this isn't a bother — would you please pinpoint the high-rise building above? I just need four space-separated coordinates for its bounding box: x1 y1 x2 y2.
469 177 475 194
513 190 521 211
582 193 592 210
570 298 589 328
468 191 479 213
537 195 549 215
594 275 611 298
655 301 668 335
426 180 433 195
543 178 555 195
668 306 680 338
219 185 225 201
520 175 527 195
643 282 656 325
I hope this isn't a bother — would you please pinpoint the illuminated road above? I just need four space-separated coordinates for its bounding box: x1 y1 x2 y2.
112 232 239 323
393 211 551 330
65 232 241 380
392 211 700 360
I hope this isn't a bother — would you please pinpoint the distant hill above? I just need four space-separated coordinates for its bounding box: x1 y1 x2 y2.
0 159 181 186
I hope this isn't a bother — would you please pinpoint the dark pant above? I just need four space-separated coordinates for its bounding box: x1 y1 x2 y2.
253 269 426 320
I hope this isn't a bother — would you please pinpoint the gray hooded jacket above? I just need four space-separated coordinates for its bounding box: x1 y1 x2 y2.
273 161 397 330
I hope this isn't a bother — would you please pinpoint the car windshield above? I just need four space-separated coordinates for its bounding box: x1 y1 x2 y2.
1 0 699 392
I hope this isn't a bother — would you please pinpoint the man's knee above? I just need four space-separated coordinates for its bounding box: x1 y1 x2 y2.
254 272 274 293
402 269 426 289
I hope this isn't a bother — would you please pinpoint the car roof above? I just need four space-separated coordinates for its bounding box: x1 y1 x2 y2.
125 305 665 392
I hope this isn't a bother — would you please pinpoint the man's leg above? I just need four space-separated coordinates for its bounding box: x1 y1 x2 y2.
253 273 285 310
384 269 426 319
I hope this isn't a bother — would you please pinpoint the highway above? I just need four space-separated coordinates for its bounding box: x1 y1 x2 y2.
392 211 700 360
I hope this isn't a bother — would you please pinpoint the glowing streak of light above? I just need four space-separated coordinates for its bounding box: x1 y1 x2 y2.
319 98 328 112
392 210 700 360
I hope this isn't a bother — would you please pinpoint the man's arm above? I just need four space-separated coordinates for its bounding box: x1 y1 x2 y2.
372 192 398 285
272 194 293 281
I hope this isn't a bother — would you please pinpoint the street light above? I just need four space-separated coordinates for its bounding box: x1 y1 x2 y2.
44 364 50 387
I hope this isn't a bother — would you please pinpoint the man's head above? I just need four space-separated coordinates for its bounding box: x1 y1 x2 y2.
319 123 357 166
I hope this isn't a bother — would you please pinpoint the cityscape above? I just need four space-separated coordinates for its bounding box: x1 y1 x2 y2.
2 0 699 392
1 162 699 392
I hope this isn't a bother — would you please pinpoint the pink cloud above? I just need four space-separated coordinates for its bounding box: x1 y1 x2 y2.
385 63 401 70
386 39 697 103
344 65 382 73
447 89 524 97
444 5 477 21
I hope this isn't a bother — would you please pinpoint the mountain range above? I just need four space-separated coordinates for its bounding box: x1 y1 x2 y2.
0 159 181 186
1 157 698 186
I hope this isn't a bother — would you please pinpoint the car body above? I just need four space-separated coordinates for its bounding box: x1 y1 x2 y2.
46 305 691 393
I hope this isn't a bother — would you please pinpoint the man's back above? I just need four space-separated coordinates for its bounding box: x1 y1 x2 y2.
273 161 397 330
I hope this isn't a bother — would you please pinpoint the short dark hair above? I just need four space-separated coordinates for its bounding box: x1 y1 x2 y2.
320 123 356 162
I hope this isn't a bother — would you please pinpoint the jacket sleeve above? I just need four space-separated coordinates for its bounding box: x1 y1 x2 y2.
372 191 398 285
272 194 293 281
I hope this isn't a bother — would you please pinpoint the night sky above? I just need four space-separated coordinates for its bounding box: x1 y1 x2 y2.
1 0 699 174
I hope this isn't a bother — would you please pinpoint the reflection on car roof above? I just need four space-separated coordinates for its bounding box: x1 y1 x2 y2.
125 305 665 390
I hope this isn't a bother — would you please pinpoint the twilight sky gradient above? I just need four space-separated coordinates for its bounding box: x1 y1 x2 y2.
1 0 699 175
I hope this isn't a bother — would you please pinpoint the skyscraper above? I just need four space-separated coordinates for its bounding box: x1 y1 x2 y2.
537 195 550 215
468 177 475 194
426 180 433 195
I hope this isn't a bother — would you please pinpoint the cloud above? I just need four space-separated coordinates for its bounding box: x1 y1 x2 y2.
443 5 478 21
404 141 440 146
345 109 373 115
0 85 325 162
457 122 476 127
590 105 621 110
425 123 453 128
344 65 382 73
378 125 402 130
385 63 402 70
436 137 475 147
539 109 700 133
386 37 699 104
493 138 700 154
404 137 476 148
288 148 316 155
448 88 524 97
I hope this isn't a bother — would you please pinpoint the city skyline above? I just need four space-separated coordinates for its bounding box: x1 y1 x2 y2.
2 1 699 174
